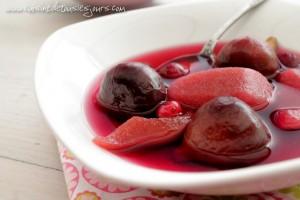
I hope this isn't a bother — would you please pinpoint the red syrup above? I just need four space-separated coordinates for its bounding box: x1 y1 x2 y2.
85 42 300 172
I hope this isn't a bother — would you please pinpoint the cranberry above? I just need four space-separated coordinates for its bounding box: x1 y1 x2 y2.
157 62 190 79
184 96 271 166
276 69 300 90
98 62 167 116
156 101 183 118
271 108 300 131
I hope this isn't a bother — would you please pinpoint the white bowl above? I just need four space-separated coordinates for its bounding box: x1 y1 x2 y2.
35 0 300 195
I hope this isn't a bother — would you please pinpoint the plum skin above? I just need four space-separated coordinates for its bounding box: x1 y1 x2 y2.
184 96 271 167
216 37 280 76
98 62 167 116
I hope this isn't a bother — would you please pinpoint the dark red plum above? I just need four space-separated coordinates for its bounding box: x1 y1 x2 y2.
98 62 167 116
184 96 271 167
216 37 280 76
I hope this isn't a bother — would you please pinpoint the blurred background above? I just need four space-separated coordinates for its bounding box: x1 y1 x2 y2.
0 0 178 199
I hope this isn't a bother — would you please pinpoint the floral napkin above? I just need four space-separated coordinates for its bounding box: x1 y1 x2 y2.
58 142 300 200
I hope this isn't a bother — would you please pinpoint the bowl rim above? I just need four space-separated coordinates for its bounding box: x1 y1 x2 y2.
35 0 300 194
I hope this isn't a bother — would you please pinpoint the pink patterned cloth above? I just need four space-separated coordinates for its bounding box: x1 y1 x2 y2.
58 142 300 200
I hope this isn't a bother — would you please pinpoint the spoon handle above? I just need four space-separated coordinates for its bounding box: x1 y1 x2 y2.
200 0 267 57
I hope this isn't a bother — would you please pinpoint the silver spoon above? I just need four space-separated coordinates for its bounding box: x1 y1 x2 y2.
157 0 267 79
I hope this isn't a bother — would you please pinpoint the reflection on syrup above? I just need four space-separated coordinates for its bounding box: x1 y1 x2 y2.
85 43 300 172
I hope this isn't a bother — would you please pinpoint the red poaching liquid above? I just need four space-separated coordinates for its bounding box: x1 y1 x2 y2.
85 42 300 172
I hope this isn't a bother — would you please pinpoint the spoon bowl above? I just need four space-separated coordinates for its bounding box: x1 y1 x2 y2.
157 0 267 78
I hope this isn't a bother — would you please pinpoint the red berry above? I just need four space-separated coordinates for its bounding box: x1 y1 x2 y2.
157 62 190 79
156 101 183 118
271 108 300 131
276 69 300 90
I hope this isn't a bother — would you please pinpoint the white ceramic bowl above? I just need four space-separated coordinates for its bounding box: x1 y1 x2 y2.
35 0 300 195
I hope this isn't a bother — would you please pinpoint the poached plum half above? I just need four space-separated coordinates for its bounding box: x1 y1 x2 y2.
184 97 270 166
216 36 280 76
86 36 300 170
98 62 167 116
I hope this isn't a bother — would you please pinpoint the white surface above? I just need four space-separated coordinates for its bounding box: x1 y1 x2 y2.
0 1 84 200
35 0 300 195
0 0 175 199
